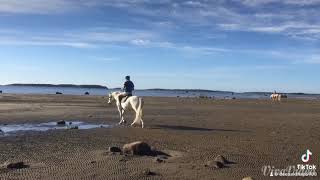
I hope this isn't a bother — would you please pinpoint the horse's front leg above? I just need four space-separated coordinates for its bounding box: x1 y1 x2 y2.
121 109 126 124
117 104 124 125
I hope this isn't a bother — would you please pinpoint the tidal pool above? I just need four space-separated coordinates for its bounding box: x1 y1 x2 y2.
0 121 111 136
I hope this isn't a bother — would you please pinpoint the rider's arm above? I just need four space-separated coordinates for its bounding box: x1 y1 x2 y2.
123 82 127 91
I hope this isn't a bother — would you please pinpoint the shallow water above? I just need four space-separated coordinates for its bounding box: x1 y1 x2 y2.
1 85 319 99
0 121 111 136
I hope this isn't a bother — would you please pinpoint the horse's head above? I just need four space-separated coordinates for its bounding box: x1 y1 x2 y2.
108 91 120 104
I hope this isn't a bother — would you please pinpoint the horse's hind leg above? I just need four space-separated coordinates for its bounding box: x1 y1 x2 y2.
140 118 144 128
130 110 139 127
122 110 127 123
131 99 143 128
130 103 140 127
131 114 141 127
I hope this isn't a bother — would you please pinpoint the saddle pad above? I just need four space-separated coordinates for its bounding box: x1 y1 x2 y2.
121 95 132 103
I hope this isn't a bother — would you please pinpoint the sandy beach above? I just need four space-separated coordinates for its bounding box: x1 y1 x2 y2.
0 94 319 179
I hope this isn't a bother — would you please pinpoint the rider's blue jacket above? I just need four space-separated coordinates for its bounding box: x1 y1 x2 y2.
124 80 134 93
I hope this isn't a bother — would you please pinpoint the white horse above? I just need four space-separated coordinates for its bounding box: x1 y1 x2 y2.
270 93 281 101
108 91 144 128
270 93 287 101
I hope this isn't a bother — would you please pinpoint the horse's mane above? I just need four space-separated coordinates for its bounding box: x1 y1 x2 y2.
111 91 121 97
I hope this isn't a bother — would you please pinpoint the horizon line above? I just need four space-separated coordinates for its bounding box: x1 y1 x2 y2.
0 83 319 95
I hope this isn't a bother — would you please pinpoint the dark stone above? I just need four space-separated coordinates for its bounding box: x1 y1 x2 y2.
56 92 63 95
7 162 29 169
205 161 224 169
69 126 79 129
142 169 156 176
199 95 208 99
154 157 164 163
109 146 122 153
214 155 229 164
123 141 153 156
57 120 66 126
85 92 90 95
0 90 2 94
214 161 224 169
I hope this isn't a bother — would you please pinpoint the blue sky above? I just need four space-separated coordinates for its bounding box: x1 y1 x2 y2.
0 0 319 93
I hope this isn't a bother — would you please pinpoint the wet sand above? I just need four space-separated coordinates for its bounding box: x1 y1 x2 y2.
0 94 319 179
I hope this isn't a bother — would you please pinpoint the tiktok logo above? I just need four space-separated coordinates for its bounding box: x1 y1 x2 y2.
301 149 312 163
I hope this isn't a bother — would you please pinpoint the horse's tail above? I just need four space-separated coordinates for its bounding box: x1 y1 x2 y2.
137 97 144 128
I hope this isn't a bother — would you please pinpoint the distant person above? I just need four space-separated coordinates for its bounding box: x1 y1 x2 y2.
118 75 135 102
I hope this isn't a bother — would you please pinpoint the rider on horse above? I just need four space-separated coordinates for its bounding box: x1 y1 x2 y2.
118 75 134 102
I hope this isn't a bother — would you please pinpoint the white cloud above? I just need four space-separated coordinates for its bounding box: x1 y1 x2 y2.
300 55 320 64
183 1 204 7
88 56 120 63
130 39 150 46
240 0 320 6
0 1 318 61
1 1 319 40
218 21 320 40
0 39 94 48
241 22 320 34
0 27 158 48
1 27 318 64
0 0 77 14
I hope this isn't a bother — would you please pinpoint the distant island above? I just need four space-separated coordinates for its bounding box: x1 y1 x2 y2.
7 84 108 89
144 88 234 93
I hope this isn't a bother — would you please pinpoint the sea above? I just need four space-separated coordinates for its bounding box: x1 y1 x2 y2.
0 85 319 100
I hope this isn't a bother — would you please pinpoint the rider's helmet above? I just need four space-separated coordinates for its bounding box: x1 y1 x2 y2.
125 76 130 80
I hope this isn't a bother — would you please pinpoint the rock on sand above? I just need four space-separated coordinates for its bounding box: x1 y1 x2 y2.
6 162 29 169
154 157 164 163
69 126 79 130
109 146 122 153
57 120 66 126
123 141 153 156
214 155 229 164
205 155 230 169
242 177 254 180
141 169 156 176
205 161 224 169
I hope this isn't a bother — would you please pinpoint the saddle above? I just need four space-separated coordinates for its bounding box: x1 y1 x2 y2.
120 94 132 104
